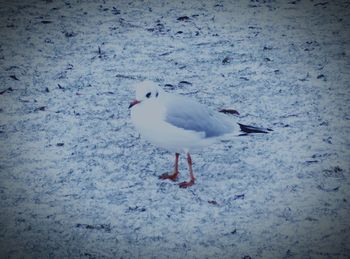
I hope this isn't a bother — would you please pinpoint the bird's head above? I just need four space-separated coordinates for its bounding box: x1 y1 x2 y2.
129 80 162 109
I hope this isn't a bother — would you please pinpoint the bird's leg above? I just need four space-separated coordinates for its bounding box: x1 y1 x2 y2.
159 153 180 181
179 153 195 188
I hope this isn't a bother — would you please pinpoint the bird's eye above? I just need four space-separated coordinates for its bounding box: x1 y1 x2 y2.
156 92 159 97
146 92 151 98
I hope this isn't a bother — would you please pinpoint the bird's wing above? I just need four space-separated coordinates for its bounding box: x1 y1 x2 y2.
163 93 234 138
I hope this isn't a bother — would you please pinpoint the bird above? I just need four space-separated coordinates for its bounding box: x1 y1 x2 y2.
129 81 272 188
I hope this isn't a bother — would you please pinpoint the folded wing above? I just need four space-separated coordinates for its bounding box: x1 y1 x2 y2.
163 94 234 138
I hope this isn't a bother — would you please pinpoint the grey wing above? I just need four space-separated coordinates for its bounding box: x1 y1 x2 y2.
164 94 233 138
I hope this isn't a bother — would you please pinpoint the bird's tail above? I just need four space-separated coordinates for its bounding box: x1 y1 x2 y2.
238 123 273 134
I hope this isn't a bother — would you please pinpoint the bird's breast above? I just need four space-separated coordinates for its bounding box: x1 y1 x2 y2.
131 102 165 134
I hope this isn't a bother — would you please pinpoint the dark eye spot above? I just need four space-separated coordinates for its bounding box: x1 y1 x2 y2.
146 92 151 98
156 92 159 97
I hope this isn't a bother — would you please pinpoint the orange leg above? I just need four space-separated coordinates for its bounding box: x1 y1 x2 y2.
159 153 180 181
179 153 195 188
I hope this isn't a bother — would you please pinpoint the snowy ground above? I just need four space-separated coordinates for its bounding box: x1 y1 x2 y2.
0 0 349 258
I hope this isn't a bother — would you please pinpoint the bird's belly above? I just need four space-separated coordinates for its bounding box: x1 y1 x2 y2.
131 110 205 152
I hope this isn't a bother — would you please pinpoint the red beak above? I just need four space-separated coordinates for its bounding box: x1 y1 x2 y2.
128 99 141 109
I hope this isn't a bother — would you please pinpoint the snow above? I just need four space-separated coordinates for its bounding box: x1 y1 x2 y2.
0 0 349 258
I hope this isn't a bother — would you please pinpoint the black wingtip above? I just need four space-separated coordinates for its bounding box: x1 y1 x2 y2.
238 123 272 134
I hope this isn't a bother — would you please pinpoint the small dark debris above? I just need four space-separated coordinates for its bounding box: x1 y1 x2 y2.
45 87 50 93
306 160 318 164
208 200 218 205
178 80 192 86
231 229 237 234
58 84 64 89
248 26 261 30
177 16 190 21
127 206 146 212
263 46 273 51
111 7 120 15
41 20 52 24
56 143 64 146
305 216 318 221
35 106 46 112
176 31 183 34
222 56 231 64
164 84 175 89
323 137 332 144
10 75 19 80
334 166 343 173
317 74 326 80
219 109 240 115
0 87 13 95
305 40 319 50
159 52 172 56
64 31 77 38
76 223 111 232
264 57 271 62
239 77 249 81
233 194 245 200
317 185 340 192
115 74 135 79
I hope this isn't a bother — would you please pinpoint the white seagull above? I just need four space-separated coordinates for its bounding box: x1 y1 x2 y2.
129 81 272 188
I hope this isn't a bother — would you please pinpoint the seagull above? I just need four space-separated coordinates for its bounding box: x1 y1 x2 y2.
129 81 272 188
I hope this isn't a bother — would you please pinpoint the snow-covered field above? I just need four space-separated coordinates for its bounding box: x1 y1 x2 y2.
0 0 349 258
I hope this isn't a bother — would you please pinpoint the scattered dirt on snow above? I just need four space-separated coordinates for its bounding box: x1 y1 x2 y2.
0 0 349 258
